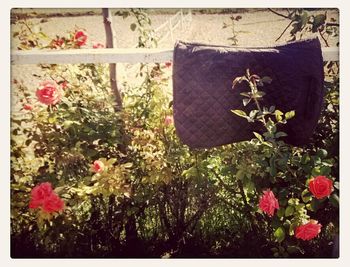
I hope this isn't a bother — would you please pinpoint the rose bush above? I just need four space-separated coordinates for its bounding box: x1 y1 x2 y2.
11 9 339 258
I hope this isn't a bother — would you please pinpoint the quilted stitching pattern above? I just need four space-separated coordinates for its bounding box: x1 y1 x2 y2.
172 38 324 148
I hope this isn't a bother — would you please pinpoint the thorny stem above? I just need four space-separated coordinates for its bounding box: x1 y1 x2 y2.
248 78 267 126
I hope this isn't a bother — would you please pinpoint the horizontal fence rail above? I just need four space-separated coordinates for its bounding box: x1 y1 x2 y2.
11 47 339 65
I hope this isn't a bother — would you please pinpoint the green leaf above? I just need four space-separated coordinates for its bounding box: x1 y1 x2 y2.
285 206 295 217
107 158 117 166
329 193 339 208
288 198 299 206
243 98 251 106
334 181 339 190
275 131 287 138
287 245 301 254
301 154 310 164
240 92 251 97
261 76 272 84
310 198 321 211
285 110 295 120
275 110 283 122
301 189 312 203
312 14 326 32
249 110 259 119
253 132 263 142
277 207 285 218
231 109 247 118
269 156 277 176
236 169 245 180
283 220 291 229
48 116 56 124
123 162 133 168
316 149 328 159
271 247 279 253
122 11 130 19
319 166 331 175
263 141 273 148
274 227 286 243
254 91 266 98
245 181 255 193
130 23 137 31
311 167 321 176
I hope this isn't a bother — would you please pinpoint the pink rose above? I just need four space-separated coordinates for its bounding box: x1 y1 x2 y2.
74 30 87 46
23 103 33 111
42 193 65 213
259 189 279 216
295 220 322 241
29 182 64 213
60 81 68 90
92 160 104 173
93 42 104 49
309 176 333 199
36 81 61 105
29 182 53 209
164 115 174 126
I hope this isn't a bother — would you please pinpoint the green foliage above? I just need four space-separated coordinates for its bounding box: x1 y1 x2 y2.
222 15 242 45
269 8 339 46
11 11 338 258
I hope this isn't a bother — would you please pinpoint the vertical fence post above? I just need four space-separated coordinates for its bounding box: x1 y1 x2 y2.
180 9 184 30
102 8 123 110
169 18 174 42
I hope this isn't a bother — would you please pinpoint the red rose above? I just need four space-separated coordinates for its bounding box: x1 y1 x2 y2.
165 62 172 68
164 115 174 126
52 37 65 49
23 103 33 111
42 193 65 213
29 182 64 213
93 42 104 49
309 175 334 199
74 30 88 46
36 81 61 105
60 81 68 90
29 182 53 209
259 189 279 216
93 160 104 173
295 220 322 241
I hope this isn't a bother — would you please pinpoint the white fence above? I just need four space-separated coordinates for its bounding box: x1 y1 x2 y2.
10 8 338 65
11 46 339 65
131 9 192 48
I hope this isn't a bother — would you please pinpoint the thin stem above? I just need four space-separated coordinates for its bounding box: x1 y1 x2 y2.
210 169 239 195
318 28 330 47
22 20 34 34
275 20 293 42
268 8 290 19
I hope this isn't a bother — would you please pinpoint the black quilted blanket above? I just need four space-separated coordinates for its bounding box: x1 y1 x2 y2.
172 37 324 148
